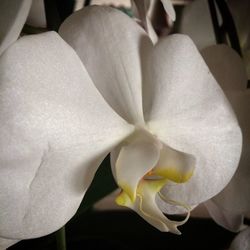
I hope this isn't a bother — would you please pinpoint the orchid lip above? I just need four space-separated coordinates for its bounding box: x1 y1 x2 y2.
114 127 194 233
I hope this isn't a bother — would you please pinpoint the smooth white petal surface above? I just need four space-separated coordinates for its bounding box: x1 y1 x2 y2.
0 237 19 250
26 0 47 28
0 32 133 239
203 46 250 217
143 34 242 209
59 6 150 124
229 227 250 250
204 199 246 232
154 144 195 183
208 92 250 215
0 0 31 56
201 45 248 92
179 0 216 50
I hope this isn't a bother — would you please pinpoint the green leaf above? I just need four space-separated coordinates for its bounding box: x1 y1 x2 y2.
74 154 117 218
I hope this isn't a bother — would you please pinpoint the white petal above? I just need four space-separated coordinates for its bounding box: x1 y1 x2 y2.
0 0 32 55
115 129 161 201
26 0 47 28
229 227 250 250
0 237 19 250
132 0 150 27
131 0 175 42
179 0 216 50
201 45 248 92
204 200 246 232
144 34 242 208
154 144 195 183
132 0 158 43
59 6 150 124
208 92 250 215
0 32 133 239
161 0 176 22
202 48 249 217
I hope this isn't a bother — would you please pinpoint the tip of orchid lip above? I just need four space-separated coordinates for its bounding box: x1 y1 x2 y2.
115 194 126 206
119 183 136 203
171 227 181 235
175 230 182 235
115 189 134 207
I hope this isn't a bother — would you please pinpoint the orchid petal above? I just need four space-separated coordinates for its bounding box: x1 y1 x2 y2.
0 32 133 239
0 0 32 56
204 200 246 232
117 178 190 234
202 47 249 224
145 16 158 44
155 144 197 214
26 0 47 28
132 0 158 43
132 0 175 23
207 92 250 216
201 45 248 92
143 34 242 210
161 0 176 22
117 179 189 234
229 227 250 250
131 0 175 43
0 237 19 250
179 0 216 50
115 129 161 202
154 144 195 183
59 6 150 124
132 0 150 28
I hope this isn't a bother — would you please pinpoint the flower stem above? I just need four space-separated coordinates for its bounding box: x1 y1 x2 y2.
56 226 67 250
208 0 242 56
215 0 242 56
208 0 223 44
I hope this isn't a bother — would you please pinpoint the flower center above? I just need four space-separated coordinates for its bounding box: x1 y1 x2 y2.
113 128 195 234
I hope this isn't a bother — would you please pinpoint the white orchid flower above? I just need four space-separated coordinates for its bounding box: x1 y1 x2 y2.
201 45 250 232
0 3 242 248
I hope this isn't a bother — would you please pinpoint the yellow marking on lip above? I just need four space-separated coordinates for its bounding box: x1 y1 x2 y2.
117 182 136 203
154 167 194 183
115 191 131 206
